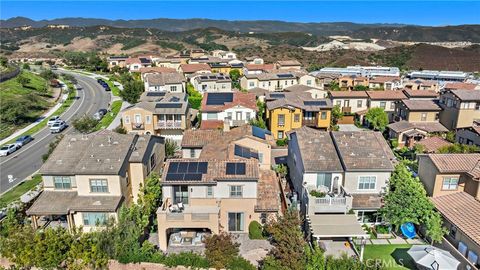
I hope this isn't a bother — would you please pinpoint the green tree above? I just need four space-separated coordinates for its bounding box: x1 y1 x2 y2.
22 63 30 70
229 69 241 89
204 232 240 269
445 131 456 143
249 118 267 129
248 221 264 239
329 81 340 91
0 56 7 66
120 80 144 104
305 244 325 270
165 139 179 158
72 115 99 133
353 85 369 91
16 74 31 87
40 69 58 80
264 210 305 270
331 104 343 127
438 143 480 153
186 83 203 110
365 107 388 131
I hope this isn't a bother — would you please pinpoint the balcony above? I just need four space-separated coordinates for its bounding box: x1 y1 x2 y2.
303 118 317 127
156 120 182 129
307 186 353 214
131 123 144 130
224 118 248 127
157 198 220 226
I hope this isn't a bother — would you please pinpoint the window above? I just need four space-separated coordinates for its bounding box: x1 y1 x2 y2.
447 99 453 107
357 100 363 108
230 185 243 198
358 176 376 190
449 225 457 238
277 131 284 139
249 82 254 87
260 213 267 224
124 116 130 124
307 80 312 85
246 112 251 120
134 114 142 124
294 114 300 122
336 100 342 106
145 115 151 124
380 101 386 109
190 148 196 158
421 113 427 121
442 177 458 190
435 113 439 121
277 114 285 126
90 179 108 193
150 153 156 169
316 173 332 190
227 112 232 120
170 85 177 92
228 212 244 231
173 185 189 204
206 186 214 198
54 176 71 189
390 102 396 110
206 113 218 120
258 152 264 163
83 212 107 226
321 111 327 120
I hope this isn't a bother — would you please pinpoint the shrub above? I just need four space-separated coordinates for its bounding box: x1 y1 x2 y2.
276 138 288 146
248 221 264 239
227 256 256 270
309 190 326 198
204 232 239 269
72 115 99 134
375 224 390 234
162 252 209 268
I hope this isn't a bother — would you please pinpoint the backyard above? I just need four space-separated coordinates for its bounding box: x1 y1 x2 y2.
363 244 415 270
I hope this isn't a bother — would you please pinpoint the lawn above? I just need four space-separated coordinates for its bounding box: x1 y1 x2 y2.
95 100 123 130
363 244 415 270
0 175 42 208
105 79 120 97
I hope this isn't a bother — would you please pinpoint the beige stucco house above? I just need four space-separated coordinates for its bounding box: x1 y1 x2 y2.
439 90 480 130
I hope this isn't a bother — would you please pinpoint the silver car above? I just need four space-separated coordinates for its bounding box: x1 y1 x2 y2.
0 144 18 156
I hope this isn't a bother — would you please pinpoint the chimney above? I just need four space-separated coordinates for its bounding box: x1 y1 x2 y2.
223 121 230 132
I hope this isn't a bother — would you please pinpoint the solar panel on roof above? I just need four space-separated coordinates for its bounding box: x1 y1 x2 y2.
252 126 272 140
184 173 203 181
155 103 182 109
277 74 294 78
200 76 208 80
226 163 236 175
198 162 208 173
234 145 258 159
226 162 246 175
187 162 198 173
178 162 189 172
236 163 246 174
168 162 179 173
165 161 209 181
303 101 327 106
165 173 184 181
206 93 234 105
146 92 166 97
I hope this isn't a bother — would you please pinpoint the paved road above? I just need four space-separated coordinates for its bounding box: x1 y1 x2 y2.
0 72 110 194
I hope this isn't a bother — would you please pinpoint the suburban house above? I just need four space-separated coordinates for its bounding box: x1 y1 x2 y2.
107 56 128 70
275 60 302 70
403 79 439 91
192 73 232 94
417 153 480 199
213 50 237 60
439 90 480 130
407 70 468 82
266 92 332 140
431 192 480 268
402 89 439 100
139 67 178 80
284 84 328 99
388 99 447 147
337 75 369 91
245 56 264 65
144 73 186 93
156 159 281 251
243 64 276 75
443 82 479 91
201 92 257 129
366 90 407 122
314 66 400 78
240 72 301 91
329 91 369 115
456 121 480 146
181 125 275 169
121 92 191 142
179 63 212 75
151 57 182 70
26 130 165 232
126 57 152 72
368 76 401 90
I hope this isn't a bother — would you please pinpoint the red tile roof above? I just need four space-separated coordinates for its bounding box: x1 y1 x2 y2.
245 64 276 71
431 192 480 246
201 92 257 112
444 82 478 91
200 120 224 130
366 90 406 100
402 90 438 98
415 137 452 153
180 63 211 73
329 91 368 98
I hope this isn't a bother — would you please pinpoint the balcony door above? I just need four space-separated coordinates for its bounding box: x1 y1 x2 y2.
173 185 189 205
236 112 242 121
228 212 244 232
134 114 142 124
316 173 332 191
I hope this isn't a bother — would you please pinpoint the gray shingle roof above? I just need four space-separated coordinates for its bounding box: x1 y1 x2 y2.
145 73 185 86
451 90 480 101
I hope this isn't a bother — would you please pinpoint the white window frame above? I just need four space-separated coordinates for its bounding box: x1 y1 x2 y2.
229 185 243 198
206 186 214 198
124 115 130 124
442 177 458 190
358 176 377 191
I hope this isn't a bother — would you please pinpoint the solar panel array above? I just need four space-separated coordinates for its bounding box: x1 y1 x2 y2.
234 145 259 160
226 162 246 175
270 93 285 99
277 74 295 78
155 103 182 109
303 100 327 106
146 92 166 97
165 161 208 181
206 93 234 105
252 126 272 140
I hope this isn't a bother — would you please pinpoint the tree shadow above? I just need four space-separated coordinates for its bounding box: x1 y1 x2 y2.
391 248 416 269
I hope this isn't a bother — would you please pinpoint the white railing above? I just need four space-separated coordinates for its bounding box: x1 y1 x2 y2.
313 197 347 206
156 120 182 129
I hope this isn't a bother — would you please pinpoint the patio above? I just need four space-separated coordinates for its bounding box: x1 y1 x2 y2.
166 230 210 254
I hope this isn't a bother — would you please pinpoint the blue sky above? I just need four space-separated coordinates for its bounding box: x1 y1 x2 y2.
1 1 479 26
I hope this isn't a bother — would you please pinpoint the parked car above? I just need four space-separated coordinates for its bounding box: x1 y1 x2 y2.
93 109 106 120
97 78 104 84
15 135 33 147
0 144 18 156
50 121 68 133
98 109 108 115
47 116 60 126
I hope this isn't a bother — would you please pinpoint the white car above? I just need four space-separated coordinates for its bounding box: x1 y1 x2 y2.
50 121 68 133
0 144 18 156
47 116 60 127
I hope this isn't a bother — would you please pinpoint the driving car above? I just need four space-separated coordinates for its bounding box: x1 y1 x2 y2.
47 116 60 126
50 121 68 133
0 144 18 156
15 135 33 147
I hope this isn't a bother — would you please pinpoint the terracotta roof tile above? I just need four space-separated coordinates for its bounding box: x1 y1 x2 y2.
427 153 480 173
444 82 478 91
139 67 177 74
402 90 438 98
201 92 257 112
401 100 442 111
256 170 281 212
415 137 452 153
431 192 480 246
329 91 368 98
366 90 406 100
180 63 211 73
200 120 224 130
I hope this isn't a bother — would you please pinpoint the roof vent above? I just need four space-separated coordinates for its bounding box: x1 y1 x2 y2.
113 141 119 145
108 136 112 144
110 165 114 170
92 200 102 206
100 143 104 147
70 138 77 142
90 154 94 158
96 159 101 163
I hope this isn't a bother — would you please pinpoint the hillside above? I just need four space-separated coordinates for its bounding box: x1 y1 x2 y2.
2 17 480 42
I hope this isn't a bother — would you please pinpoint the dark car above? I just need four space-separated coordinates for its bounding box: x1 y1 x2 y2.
97 78 104 84
15 135 33 147
98 109 108 115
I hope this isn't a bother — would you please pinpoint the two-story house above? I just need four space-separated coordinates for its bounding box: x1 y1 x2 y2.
337 75 369 91
275 60 302 70
245 56 264 65
418 153 480 200
192 73 232 94
240 72 299 91
456 121 480 146
402 89 439 100
366 90 407 122
368 76 401 90
265 92 332 140
329 91 369 117
126 57 152 72
26 130 165 232
403 79 439 91
156 159 281 251
201 92 257 129
181 125 275 169
439 90 480 130
243 64 276 75
388 99 448 147
107 56 128 70
179 63 212 76
139 67 178 81
144 73 186 93
121 92 191 142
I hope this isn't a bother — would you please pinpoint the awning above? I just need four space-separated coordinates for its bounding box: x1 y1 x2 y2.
403 129 425 137
308 214 368 238
26 191 123 215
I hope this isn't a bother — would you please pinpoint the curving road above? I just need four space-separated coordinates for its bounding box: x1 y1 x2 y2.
0 72 111 194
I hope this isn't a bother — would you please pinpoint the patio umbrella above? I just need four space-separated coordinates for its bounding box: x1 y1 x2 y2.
407 245 460 270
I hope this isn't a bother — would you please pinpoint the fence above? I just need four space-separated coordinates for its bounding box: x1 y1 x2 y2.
0 66 20 83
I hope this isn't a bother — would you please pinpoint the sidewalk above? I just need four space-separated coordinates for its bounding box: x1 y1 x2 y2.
107 101 130 130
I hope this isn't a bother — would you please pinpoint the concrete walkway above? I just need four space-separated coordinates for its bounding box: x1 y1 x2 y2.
107 101 130 130
0 81 68 145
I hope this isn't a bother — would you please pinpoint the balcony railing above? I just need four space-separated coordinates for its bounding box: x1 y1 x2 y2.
342 107 352 113
307 186 353 214
156 120 182 129
224 119 248 127
131 123 144 130
302 118 317 127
